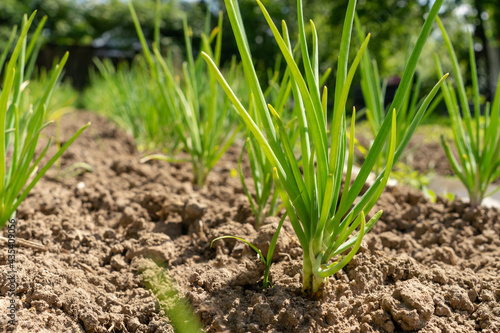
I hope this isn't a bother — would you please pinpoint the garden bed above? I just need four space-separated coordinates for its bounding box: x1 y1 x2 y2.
1 111 499 332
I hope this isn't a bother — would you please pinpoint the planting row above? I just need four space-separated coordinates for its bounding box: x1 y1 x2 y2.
1 0 499 298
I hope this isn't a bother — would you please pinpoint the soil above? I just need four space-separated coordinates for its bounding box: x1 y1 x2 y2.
401 137 453 177
1 111 499 332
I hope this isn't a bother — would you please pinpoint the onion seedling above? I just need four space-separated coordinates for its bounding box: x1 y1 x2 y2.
86 57 175 152
435 18 500 207
203 0 447 296
212 213 287 289
21 65 80 173
129 2 241 188
0 13 89 229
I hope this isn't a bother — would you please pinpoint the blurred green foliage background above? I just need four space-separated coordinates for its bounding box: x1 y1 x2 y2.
0 0 499 97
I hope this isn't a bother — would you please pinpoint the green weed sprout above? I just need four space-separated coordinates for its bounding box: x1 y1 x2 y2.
212 213 287 289
141 262 203 333
203 0 447 296
129 2 240 188
354 15 443 176
435 18 500 207
0 13 89 228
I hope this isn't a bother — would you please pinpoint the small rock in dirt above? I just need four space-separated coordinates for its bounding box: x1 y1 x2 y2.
445 285 474 313
430 266 448 284
126 317 143 331
380 231 404 249
252 217 291 261
323 307 339 326
371 309 395 333
110 255 128 271
208 317 227 332
253 303 274 325
480 289 496 302
435 302 452 317
103 229 117 239
115 198 131 210
395 279 434 316
31 287 62 308
280 307 302 327
126 239 176 264
163 200 207 240
231 242 248 258
135 188 168 220
475 303 500 331
111 243 125 255
382 278 434 331
184 202 205 221
402 205 422 221
125 218 151 237
431 246 457 266
61 220 72 230
32 300 49 312
120 203 149 226
289 247 303 259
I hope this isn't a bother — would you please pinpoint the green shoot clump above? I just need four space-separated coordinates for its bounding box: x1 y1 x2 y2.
0 13 89 229
85 56 174 152
436 17 500 207
203 0 447 296
128 1 241 188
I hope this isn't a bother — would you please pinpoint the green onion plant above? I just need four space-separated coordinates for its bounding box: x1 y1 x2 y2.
85 56 174 152
435 17 500 207
203 0 447 296
238 57 293 228
23 67 80 173
238 134 279 229
238 54 331 229
129 1 241 188
0 13 89 229
24 68 79 123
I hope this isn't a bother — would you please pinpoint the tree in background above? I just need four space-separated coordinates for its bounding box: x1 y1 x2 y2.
0 0 189 47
